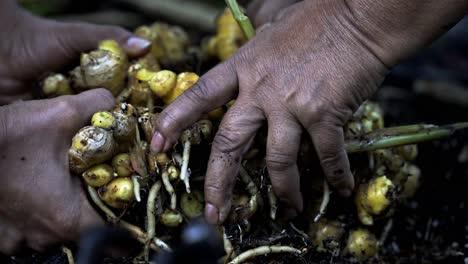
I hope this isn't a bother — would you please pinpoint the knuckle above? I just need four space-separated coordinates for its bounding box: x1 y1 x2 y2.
56 99 80 120
266 150 295 172
212 128 243 154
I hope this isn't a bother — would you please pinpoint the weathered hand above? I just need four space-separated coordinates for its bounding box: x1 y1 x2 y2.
247 0 302 28
0 89 115 254
151 1 388 224
0 0 150 105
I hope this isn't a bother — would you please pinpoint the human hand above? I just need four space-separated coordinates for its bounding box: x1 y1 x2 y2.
0 89 115 254
247 0 301 28
0 0 150 105
150 1 388 224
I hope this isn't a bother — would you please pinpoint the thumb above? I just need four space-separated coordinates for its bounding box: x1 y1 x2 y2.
54 88 116 133
46 21 151 67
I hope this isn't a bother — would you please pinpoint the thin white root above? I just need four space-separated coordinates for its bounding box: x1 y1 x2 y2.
314 180 331 222
228 246 305 264
162 171 177 210
267 185 278 220
119 220 172 252
88 186 171 253
62 246 74 264
289 223 308 239
132 175 142 202
239 166 262 217
180 140 192 193
145 181 162 260
223 227 235 260
87 186 117 221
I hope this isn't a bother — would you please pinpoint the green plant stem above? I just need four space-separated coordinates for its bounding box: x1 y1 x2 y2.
345 122 468 153
225 0 255 40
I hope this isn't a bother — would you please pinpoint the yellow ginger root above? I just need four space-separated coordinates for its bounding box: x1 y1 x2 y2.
112 103 138 145
82 164 115 187
180 190 204 218
98 177 135 209
70 40 127 96
215 8 246 61
308 218 345 252
69 126 116 174
42 73 73 97
345 228 378 261
355 176 396 225
91 111 116 130
160 209 183 227
162 72 199 104
112 153 133 177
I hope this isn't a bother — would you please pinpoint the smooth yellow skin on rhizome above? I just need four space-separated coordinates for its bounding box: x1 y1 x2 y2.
99 39 124 57
91 111 116 130
346 228 378 260
82 164 114 187
365 176 395 215
149 70 177 98
99 177 134 209
112 153 133 178
162 72 199 104
180 190 204 218
160 209 183 227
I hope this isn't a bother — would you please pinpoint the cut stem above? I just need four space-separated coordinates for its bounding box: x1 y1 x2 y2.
345 122 468 153
229 246 305 264
225 0 255 40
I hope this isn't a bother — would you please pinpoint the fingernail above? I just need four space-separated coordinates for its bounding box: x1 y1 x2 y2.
150 132 165 154
338 188 353 197
126 36 151 50
204 203 219 225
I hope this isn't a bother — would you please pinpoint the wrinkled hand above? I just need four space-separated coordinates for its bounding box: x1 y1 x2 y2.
247 0 302 28
0 89 115 254
0 0 150 105
151 1 389 224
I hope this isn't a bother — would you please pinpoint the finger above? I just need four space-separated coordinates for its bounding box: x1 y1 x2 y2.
0 92 33 106
151 61 238 153
307 122 354 197
49 21 150 65
204 102 264 224
0 218 23 255
265 112 303 214
50 88 116 134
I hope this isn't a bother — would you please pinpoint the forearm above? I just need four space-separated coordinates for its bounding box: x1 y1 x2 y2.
344 0 468 67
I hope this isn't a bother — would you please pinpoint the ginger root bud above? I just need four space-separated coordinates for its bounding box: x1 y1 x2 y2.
308 219 345 252
91 111 116 130
160 209 183 227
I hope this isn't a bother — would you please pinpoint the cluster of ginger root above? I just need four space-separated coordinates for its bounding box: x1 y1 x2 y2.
41 8 426 264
